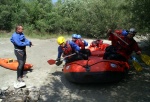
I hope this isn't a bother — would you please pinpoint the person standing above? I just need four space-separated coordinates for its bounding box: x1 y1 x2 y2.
10 25 32 88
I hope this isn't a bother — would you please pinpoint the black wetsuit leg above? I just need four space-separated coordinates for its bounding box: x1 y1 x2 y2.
14 50 26 79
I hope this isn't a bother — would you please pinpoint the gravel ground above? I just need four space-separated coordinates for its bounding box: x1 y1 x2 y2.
0 37 150 102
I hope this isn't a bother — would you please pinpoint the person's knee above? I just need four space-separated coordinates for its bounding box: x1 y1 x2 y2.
18 60 24 69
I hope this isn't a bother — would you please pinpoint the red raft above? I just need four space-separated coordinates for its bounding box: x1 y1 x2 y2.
63 56 130 83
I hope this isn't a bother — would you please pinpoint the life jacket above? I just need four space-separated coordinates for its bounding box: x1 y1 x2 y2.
114 29 122 35
62 41 73 56
96 40 103 47
90 40 103 47
75 39 85 49
109 30 123 46
90 41 97 47
115 37 137 60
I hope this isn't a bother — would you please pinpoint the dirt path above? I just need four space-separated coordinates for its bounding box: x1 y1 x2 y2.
0 38 150 102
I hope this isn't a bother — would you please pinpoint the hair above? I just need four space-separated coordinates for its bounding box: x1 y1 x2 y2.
15 25 23 31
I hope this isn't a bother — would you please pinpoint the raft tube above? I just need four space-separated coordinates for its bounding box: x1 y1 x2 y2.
63 56 129 83
0 58 33 71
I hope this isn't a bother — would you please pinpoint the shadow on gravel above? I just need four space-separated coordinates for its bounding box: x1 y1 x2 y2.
39 66 150 102
39 39 150 102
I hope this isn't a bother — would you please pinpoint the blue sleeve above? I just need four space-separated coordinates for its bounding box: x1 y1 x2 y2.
57 46 63 58
84 40 88 46
24 36 31 44
10 33 30 46
69 41 80 51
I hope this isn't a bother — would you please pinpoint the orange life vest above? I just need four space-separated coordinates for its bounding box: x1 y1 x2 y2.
115 37 140 60
90 40 103 47
62 41 73 56
75 39 85 49
108 29 124 46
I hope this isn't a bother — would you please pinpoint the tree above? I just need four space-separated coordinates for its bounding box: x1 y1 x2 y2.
128 0 150 33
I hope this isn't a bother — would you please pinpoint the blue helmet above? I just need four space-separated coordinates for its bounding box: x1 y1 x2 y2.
77 34 81 39
122 30 128 36
72 34 77 38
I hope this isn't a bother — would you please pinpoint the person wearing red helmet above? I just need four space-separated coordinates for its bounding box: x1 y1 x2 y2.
103 28 141 62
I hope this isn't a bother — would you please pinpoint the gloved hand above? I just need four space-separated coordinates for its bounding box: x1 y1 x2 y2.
56 60 63 66
29 42 32 47
75 51 79 55
56 58 60 62
55 58 62 66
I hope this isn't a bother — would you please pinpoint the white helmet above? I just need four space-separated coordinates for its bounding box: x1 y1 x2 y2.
129 28 137 34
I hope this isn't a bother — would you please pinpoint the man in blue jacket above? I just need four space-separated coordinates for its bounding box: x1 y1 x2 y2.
10 25 32 88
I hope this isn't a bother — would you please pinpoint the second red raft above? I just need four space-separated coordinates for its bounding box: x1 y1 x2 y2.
0 58 33 71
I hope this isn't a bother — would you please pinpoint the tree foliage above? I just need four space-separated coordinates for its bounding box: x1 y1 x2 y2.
127 0 150 33
0 0 149 38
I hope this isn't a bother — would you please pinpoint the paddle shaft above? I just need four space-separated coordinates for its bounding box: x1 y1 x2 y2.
58 53 76 61
112 33 129 45
47 53 76 65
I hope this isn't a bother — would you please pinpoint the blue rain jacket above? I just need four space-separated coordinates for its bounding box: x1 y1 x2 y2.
83 40 88 46
10 32 31 49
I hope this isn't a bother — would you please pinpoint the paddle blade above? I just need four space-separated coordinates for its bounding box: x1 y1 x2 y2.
141 54 150 66
132 60 143 71
47 59 56 65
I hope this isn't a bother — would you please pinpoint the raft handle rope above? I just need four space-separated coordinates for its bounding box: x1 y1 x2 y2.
67 60 124 70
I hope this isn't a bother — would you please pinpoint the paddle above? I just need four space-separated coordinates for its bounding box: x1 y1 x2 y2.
140 54 150 66
131 56 143 71
47 53 76 65
112 33 129 45
112 32 150 66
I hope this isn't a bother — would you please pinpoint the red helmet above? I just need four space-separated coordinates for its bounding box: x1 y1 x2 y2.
115 30 122 35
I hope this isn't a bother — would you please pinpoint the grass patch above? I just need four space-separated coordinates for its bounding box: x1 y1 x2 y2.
0 30 71 39
0 30 13 38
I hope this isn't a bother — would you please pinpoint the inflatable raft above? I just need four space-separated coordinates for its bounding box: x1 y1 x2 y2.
0 58 33 71
63 56 129 83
